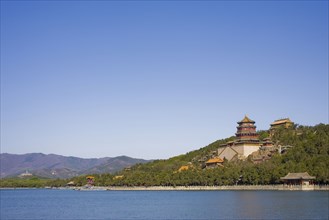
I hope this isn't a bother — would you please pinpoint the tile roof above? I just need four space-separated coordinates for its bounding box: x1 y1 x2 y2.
280 172 315 180
271 118 292 126
206 158 224 164
239 115 255 123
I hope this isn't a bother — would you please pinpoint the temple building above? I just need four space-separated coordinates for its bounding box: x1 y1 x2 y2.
205 157 224 168
217 115 261 161
270 118 293 129
270 118 294 135
269 118 294 137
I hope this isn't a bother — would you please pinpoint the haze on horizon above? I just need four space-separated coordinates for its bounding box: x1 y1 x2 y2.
1 1 328 160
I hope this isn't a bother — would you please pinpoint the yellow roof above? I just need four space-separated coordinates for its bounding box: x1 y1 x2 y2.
239 115 255 123
271 118 292 125
178 165 189 171
206 158 224 164
113 175 124 180
86 176 95 179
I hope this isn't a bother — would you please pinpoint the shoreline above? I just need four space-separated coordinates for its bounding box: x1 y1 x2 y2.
105 185 329 191
2 185 329 191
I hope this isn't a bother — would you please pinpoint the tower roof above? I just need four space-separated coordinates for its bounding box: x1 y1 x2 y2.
238 115 255 124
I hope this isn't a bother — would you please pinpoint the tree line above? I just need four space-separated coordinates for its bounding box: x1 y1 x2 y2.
1 123 328 188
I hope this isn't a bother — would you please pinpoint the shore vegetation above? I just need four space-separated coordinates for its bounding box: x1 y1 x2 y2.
1 123 328 188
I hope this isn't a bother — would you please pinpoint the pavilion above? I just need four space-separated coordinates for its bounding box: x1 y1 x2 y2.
280 172 315 185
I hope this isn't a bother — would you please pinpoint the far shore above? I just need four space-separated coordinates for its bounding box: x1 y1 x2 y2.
2 185 329 191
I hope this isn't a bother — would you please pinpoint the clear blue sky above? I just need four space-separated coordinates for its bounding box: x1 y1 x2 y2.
1 1 328 159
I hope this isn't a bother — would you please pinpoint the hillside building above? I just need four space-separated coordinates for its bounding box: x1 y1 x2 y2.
217 116 261 161
270 118 294 135
205 158 224 168
269 118 294 137
270 118 293 129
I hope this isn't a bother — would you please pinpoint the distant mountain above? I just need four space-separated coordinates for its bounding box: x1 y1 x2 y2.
0 153 150 179
81 156 148 174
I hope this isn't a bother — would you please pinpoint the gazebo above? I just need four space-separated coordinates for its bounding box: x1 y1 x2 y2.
280 172 315 185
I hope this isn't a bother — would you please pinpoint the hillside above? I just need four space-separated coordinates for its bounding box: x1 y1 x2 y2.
0 153 150 179
78 123 329 186
1 123 328 188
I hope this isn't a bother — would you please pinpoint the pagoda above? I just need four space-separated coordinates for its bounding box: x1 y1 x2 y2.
235 115 259 144
217 115 261 161
234 115 261 157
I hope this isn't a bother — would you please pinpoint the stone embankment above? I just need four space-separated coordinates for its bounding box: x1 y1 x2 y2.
104 185 329 191
2 185 328 191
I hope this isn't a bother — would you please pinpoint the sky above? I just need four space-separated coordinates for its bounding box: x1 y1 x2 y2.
1 1 328 160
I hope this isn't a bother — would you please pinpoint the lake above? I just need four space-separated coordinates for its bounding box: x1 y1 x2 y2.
1 189 328 219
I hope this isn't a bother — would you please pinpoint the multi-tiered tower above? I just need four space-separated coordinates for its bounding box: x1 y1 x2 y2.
218 115 261 161
234 115 260 157
235 116 259 143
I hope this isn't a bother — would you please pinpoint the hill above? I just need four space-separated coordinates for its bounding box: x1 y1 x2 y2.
1 123 328 188
0 153 150 179
82 123 328 187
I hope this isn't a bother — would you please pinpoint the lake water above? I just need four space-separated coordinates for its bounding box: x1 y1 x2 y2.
1 189 328 220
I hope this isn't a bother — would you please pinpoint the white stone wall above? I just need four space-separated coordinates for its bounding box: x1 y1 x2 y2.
218 147 237 161
218 144 260 161
241 145 260 157
231 145 244 155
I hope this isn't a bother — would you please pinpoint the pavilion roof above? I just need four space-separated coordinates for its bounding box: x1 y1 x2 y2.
280 172 315 180
206 158 224 164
